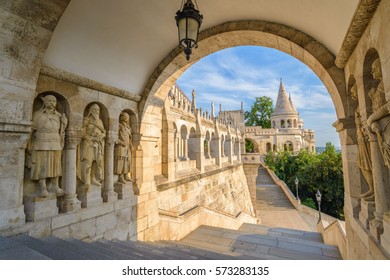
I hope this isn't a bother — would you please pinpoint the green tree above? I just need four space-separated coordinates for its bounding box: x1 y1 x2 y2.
264 143 344 219
245 139 255 153
245 96 274 128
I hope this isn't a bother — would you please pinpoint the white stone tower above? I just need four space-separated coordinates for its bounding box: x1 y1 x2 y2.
271 79 299 130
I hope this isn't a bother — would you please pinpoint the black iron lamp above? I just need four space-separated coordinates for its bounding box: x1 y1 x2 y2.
175 0 203 60
315 189 322 222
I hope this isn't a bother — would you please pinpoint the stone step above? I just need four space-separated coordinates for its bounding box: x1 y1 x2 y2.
1 223 340 260
96 240 169 260
156 241 246 260
0 235 51 260
180 225 341 260
11 235 88 260
41 236 116 260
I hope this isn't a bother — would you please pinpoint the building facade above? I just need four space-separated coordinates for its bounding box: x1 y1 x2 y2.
245 80 315 154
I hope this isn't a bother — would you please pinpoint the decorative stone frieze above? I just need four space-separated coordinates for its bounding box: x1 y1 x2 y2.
335 0 382 68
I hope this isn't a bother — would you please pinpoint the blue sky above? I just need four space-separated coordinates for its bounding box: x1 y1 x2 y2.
176 46 340 148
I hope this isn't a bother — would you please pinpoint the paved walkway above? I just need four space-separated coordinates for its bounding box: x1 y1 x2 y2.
255 167 315 231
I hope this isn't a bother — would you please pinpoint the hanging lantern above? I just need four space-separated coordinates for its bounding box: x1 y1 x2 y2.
175 0 203 60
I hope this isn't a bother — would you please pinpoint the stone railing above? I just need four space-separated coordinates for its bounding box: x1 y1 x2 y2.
317 219 347 259
262 163 346 258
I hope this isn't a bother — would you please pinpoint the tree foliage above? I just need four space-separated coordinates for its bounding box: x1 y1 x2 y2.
245 96 274 128
245 139 255 153
264 143 344 219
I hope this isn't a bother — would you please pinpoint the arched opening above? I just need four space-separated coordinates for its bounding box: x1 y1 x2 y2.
180 125 188 160
245 138 258 153
188 127 197 161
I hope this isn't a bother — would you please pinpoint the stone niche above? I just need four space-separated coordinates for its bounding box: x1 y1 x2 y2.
0 73 141 240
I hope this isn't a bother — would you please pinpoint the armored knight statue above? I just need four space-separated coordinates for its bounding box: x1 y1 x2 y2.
114 112 134 183
28 95 67 197
78 104 106 189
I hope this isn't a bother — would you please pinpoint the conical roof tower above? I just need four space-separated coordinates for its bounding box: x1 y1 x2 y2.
289 93 297 113
271 79 298 117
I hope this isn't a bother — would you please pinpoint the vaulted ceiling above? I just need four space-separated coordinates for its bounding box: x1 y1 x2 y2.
43 0 359 95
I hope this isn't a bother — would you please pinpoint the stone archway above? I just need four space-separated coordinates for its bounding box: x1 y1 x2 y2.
139 20 347 126
137 20 347 191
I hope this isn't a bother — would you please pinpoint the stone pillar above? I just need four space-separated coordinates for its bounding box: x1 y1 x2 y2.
103 131 118 203
61 130 82 213
162 128 176 181
237 140 242 162
226 137 234 164
206 140 211 159
221 138 225 157
211 137 222 168
0 133 29 229
182 136 189 161
195 133 204 172
369 138 389 240
174 131 178 161
333 119 360 219
133 134 160 242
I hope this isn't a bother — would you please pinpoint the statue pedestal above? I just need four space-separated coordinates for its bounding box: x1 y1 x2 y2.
77 185 103 208
114 182 133 199
359 199 375 229
381 213 390 252
102 189 118 203
23 195 58 222
370 216 384 241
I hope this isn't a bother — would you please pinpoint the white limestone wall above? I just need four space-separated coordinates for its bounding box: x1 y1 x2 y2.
157 164 256 240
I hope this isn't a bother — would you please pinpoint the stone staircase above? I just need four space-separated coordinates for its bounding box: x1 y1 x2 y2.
256 167 294 211
255 167 314 231
0 223 341 260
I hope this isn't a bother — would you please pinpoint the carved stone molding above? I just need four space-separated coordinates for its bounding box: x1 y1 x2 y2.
40 66 142 102
335 0 381 68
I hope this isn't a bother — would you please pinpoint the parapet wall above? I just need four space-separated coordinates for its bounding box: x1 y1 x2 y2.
157 164 256 240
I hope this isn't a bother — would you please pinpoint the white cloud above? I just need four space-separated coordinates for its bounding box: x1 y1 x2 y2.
177 46 340 147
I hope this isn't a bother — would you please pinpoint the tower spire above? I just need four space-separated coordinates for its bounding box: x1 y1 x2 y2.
271 79 296 117
289 93 297 112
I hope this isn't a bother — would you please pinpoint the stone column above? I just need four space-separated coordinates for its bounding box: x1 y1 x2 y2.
221 139 225 157
226 137 233 164
206 140 211 159
61 130 82 213
211 137 222 168
174 130 178 162
103 131 118 203
333 119 361 219
195 133 204 172
369 138 389 240
237 140 242 162
162 128 176 181
183 136 189 161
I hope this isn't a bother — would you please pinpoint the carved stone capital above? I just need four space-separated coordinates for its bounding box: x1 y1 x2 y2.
333 117 355 132
65 130 83 149
105 131 118 149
